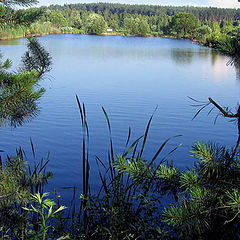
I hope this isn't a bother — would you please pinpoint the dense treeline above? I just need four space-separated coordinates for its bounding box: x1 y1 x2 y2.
1 2 240 54
46 3 240 22
40 3 240 54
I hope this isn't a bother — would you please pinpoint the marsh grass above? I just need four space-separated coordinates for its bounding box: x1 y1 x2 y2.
0 25 27 40
0 22 83 40
28 21 60 35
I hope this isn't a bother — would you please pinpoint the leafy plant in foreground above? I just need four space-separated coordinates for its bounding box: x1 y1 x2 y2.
0 145 52 239
23 192 67 240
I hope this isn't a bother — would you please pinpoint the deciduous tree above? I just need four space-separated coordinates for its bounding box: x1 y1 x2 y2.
171 12 200 37
86 13 107 34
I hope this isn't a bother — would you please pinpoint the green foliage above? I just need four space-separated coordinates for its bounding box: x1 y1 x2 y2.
0 153 28 205
0 24 27 40
86 13 107 34
113 140 240 239
212 21 221 33
0 0 40 27
28 21 60 35
195 25 212 44
71 103 172 239
2 1 240 65
2 1 240 238
0 37 51 127
216 36 240 64
171 12 200 37
0 146 52 239
11 8 44 26
161 142 240 239
0 6 7 18
23 192 67 240
20 37 52 77
48 10 68 28
124 17 150 36
70 9 82 29
2 96 240 239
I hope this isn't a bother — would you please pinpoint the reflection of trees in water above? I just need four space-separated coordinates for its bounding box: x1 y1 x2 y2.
171 49 194 64
234 62 240 82
171 48 210 65
0 38 51 128
211 49 218 66
0 39 24 46
212 49 240 83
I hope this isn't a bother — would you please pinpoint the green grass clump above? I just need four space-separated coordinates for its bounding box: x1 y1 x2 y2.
0 25 27 40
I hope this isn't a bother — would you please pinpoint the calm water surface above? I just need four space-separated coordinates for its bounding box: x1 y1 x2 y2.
0 34 239 202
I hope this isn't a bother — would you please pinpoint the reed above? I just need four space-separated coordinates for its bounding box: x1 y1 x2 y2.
0 22 61 40
0 25 27 40
28 21 60 35
76 95 90 233
73 96 182 239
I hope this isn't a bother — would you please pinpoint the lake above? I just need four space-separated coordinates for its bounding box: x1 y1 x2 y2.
0 34 239 202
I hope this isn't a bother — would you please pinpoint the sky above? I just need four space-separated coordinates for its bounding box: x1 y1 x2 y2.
36 0 240 9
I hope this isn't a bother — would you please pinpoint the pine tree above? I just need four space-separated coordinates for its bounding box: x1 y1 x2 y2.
0 37 51 127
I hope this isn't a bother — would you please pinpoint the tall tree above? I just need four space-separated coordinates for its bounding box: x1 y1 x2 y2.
171 12 200 37
86 13 107 34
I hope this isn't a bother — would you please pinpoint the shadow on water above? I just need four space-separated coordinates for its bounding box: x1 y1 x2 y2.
235 63 240 82
0 38 25 45
171 48 210 65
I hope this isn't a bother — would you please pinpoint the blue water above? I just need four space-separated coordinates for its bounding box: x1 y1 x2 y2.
0 34 239 203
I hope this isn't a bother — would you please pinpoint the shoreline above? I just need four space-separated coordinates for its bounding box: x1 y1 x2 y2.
0 31 203 47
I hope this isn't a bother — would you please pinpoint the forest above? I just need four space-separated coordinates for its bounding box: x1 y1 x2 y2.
0 2 240 50
1 0 240 239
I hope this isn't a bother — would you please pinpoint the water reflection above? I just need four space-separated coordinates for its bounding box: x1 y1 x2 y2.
171 47 211 65
0 38 25 45
171 48 194 64
211 50 240 83
170 46 240 84
54 45 172 61
211 50 218 66
234 63 240 82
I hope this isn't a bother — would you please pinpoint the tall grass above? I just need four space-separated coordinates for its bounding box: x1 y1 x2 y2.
28 21 61 36
76 95 90 232
0 22 85 40
0 25 27 40
61 27 82 34
74 96 182 239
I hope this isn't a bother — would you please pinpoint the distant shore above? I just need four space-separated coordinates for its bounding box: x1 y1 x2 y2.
0 31 200 47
